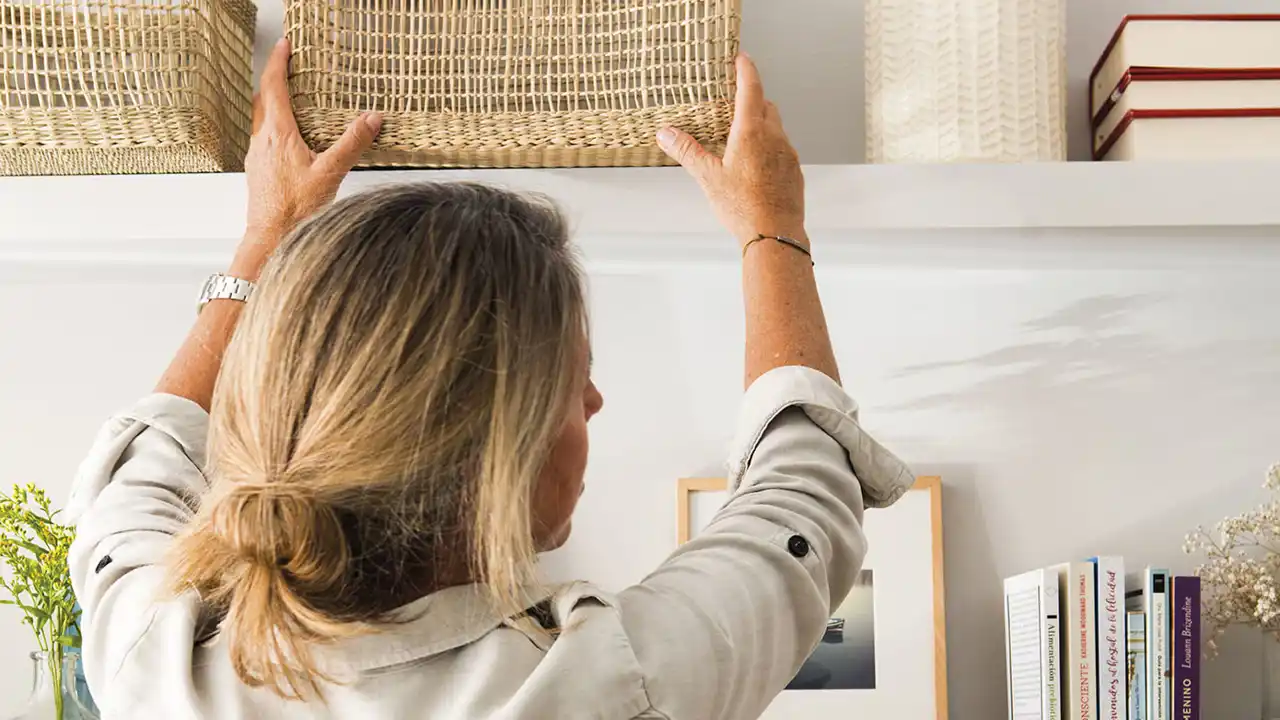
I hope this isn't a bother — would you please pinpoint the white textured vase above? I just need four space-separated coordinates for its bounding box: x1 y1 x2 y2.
866 0 1067 163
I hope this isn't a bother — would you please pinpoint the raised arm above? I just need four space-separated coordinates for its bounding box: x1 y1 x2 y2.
615 54 914 720
67 39 378 702
156 38 382 409
657 53 838 387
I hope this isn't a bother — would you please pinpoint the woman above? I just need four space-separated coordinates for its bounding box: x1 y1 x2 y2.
67 40 912 719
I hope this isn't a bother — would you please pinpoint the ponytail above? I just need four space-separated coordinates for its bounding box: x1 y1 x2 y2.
169 481 361 698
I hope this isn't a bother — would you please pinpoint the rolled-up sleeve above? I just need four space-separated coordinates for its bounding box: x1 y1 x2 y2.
619 366 914 720
65 394 210 704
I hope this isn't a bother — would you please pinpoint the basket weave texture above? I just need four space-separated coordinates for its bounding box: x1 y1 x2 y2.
866 0 1067 163
285 0 740 168
0 0 256 176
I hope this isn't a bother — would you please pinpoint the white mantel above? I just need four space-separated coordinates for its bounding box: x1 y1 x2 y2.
3 161 1280 271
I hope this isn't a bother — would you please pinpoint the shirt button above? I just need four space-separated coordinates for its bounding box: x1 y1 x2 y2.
787 535 810 558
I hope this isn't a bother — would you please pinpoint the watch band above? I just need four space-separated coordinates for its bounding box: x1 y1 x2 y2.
197 273 256 314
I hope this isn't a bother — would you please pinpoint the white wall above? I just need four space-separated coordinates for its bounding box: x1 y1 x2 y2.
5 0 1280 716
3 250 1279 717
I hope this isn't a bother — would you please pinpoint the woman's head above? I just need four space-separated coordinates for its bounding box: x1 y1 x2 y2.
169 183 601 697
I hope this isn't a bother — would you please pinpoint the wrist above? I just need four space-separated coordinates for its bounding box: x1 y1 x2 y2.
227 250 267 283
230 228 283 281
742 233 813 266
737 227 809 251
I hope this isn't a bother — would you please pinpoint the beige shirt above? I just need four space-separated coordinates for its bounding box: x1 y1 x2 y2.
67 366 913 719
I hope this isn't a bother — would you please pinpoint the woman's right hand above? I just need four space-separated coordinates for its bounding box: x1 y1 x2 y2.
657 53 806 248
235 38 382 281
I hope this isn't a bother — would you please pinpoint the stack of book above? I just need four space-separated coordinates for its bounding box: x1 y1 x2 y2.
1090 14 1280 161
1003 558 1201 720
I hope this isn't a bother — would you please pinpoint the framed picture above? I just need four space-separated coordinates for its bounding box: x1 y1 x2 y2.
676 476 948 720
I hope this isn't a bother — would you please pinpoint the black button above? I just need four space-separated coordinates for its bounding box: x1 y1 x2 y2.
94 555 112 574
787 535 810 558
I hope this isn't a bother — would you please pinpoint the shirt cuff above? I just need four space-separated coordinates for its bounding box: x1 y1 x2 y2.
726 366 914 509
66 393 210 524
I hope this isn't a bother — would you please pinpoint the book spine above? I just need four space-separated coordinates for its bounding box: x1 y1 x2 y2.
1006 581 1015 720
1047 578 1062 720
1056 565 1083 720
1172 577 1201 720
1150 571 1170 720
1128 611 1146 720
1006 570 1054 720
1093 558 1127 720
1075 564 1098 720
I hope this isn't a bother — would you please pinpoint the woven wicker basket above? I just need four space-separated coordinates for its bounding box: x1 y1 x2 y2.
0 0 255 176
285 0 740 169
866 0 1067 163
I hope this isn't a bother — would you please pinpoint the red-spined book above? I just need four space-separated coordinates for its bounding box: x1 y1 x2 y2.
1089 14 1280 120
1171 577 1201 720
1094 107 1280 161
1091 68 1280 139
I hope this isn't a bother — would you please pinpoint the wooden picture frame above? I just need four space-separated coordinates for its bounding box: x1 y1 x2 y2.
676 476 948 720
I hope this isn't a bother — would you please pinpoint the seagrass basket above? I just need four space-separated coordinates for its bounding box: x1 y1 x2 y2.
285 0 740 168
0 0 256 176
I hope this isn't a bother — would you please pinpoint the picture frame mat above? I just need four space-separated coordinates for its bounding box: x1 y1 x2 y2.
676 476 947 720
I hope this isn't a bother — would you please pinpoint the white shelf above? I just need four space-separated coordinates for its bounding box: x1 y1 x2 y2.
2 161 1278 267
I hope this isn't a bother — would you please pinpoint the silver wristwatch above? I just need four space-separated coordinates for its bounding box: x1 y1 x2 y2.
197 273 256 314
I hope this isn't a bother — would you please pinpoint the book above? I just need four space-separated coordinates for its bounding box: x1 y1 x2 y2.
1090 15 1280 117
1005 569 1062 720
1170 577 1201 720
1091 69 1280 153
1128 611 1147 720
1126 569 1171 720
1090 557 1127 720
1096 109 1280 162
1055 562 1098 720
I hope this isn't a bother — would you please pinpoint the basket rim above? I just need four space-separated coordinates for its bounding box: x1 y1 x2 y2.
220 0 257 34
0 0 257 35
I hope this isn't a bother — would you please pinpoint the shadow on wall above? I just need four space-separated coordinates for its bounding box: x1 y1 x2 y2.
879 293 1280 720
887 293 1280 476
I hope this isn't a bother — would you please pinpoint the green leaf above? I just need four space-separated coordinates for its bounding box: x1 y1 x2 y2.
16 540 48 556
56 635 80 648
18 604 48 622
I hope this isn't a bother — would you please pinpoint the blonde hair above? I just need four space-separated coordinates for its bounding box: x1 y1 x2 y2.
169 184 586 698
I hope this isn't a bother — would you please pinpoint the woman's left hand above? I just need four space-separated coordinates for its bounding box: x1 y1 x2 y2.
232 37 383 280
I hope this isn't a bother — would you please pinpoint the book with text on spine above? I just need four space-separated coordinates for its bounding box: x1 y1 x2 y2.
1171 577 1201 720
1128 611 1147 720
1005 568 1062 720
1090 557 1127 720
1054 562 1097 720
1126 569 1170 720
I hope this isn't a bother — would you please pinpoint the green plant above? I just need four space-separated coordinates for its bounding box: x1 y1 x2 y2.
0 483 80 719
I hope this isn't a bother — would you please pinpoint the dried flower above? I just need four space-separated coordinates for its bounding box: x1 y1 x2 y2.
1184 463 1280 655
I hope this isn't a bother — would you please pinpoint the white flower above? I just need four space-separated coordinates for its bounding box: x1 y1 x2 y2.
1188 463 1280 641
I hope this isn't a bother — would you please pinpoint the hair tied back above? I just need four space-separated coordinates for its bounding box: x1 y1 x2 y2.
210 480 350 590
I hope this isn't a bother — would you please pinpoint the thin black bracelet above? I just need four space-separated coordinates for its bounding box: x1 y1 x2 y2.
742 234 814 265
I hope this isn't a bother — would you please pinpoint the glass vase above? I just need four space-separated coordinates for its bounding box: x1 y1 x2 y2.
1265 635 1280 720
4 651 98 720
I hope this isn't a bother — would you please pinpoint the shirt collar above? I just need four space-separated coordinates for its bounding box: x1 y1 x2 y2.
308 583 557 675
